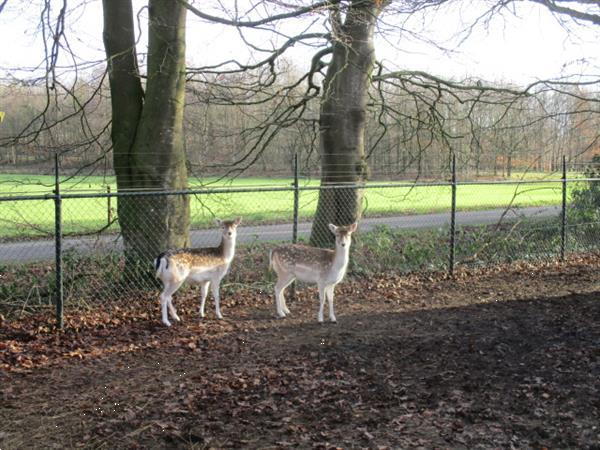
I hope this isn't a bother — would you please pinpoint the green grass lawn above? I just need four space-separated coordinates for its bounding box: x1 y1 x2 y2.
0 173 571 239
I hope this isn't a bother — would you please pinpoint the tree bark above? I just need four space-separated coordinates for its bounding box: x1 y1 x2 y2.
310 0 385 247
102 0 189 275
102 0 143 189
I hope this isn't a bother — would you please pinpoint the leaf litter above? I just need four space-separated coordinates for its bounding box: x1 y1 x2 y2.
0 255 599 448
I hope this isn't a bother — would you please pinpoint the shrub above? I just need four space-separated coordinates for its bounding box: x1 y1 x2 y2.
569 156 600 252
571 155 600 224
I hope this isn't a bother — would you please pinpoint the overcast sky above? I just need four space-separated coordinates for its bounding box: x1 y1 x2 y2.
0 0 598 86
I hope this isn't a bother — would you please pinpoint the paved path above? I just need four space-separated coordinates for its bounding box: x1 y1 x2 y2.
0 206 560 263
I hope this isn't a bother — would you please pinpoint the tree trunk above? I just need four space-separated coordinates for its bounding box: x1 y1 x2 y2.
102 0 189 275
310 0 385 247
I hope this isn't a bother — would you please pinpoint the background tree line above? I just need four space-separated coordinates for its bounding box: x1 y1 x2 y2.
1 71 598 179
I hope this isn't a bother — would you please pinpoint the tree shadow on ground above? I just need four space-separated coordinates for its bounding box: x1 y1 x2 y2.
1 288 599 449
170 290 600 449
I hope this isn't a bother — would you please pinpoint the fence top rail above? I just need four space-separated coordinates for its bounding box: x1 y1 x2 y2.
0 193 56 202
1 177 599 201
455 178 588 186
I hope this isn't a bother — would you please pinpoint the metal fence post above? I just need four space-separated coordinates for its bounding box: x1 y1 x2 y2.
561 155 567 261
107 185 112 226
291 153 299 301
293 152 299 244
449 154 457 276
54 153 64 329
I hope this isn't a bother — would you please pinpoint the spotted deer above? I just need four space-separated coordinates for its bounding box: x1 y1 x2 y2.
154 217 242 326
269 222 358 323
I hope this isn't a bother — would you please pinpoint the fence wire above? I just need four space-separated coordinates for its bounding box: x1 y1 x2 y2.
1 173 599 325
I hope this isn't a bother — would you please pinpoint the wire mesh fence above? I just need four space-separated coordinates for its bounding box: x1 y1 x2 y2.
1 156 600 326
453 180 564 267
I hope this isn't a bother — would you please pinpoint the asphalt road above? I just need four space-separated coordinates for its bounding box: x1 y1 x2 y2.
0 206 560 263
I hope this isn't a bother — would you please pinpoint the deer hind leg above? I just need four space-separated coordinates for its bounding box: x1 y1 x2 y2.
282 283 292 315
274 273 294 318
159 279 184 327
167 297 181 323
326 285 336 323
282 300 290 316
199 281 210 318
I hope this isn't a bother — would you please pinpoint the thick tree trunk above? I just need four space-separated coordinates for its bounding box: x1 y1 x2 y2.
126 0 189 262
102 0 189 275
102 0 143 189
310 1 384 247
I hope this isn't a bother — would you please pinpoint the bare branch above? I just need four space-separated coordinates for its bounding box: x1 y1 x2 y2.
177 0 342 27
527 0 600 25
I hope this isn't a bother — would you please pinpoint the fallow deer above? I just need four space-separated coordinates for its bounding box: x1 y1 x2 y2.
154 217 241 326
269 222 358 323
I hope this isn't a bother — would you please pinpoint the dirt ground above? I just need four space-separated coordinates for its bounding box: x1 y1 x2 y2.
1 256 600 449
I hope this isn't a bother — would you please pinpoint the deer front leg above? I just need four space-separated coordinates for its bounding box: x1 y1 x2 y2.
211 281 224 319
199 281 210 318
326 285 336 323
318 285 326 323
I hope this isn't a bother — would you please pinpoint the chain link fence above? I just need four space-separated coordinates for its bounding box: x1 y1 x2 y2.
1 156 599 326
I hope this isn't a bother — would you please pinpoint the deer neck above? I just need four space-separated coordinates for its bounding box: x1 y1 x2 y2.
218 238 236 263
332 242 350 272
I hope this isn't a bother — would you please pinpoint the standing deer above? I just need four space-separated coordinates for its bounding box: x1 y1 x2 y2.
154 217 242 326
269 222 357 323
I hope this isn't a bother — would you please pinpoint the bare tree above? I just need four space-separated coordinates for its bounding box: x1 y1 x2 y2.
310 1 387 245
178 0 599 244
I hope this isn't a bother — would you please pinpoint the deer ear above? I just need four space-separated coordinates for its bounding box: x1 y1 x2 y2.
234 217 242 226
349 222 358 233
328 223 338 234
215 219 223 226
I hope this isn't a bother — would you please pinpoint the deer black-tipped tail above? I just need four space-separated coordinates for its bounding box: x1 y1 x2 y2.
154 252 170 277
